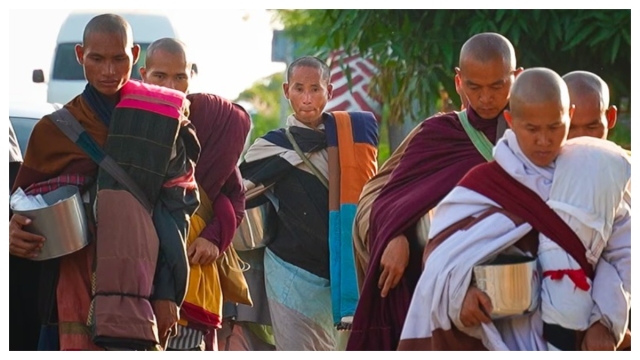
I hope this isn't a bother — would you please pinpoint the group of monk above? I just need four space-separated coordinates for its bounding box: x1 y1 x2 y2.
348 32 630 351
8 12 630 352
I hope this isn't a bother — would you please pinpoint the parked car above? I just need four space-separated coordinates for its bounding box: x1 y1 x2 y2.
9 102 59 156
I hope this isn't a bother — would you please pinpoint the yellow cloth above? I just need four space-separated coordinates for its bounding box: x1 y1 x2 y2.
178 188 223 328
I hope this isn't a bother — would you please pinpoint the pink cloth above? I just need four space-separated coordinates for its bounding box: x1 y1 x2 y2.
117 80 186 119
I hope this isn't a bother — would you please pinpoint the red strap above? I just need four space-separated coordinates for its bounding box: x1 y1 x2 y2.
543 269 591 291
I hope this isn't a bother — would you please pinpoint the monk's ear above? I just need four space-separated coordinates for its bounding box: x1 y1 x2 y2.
282 83 290 100
326 83 334 100
139 66 147 80
75 44 85 66
504 109 513 128
606 105 617 129
454 67 462 89
131 44 141 66
568 104 575 120
514 67 524 78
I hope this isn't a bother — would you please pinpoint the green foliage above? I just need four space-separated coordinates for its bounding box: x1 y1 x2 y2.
377 113 391 165
608 114 631 150
247 112 280 144
235 72 284 143
236 72 284 119
273 9 631 130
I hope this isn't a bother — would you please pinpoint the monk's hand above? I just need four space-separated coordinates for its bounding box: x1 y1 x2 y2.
459 285 493 327
378 234 410 298
582 321 617 351
187 237 220 265
152 299 179 350
9 214 45 259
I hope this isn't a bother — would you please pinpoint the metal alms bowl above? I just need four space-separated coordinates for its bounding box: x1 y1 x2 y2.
11 185 90 261
472 254 540 319
231 203 269 251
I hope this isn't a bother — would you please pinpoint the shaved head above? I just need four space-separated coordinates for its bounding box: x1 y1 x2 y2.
455 32 520 119
146 38 191 66
563 71 610 111
459 32 516 70
83 13 132 47
77 13 139 98
562 70 616 139
510 68 570 118
504 67 572 167
140 37 194 93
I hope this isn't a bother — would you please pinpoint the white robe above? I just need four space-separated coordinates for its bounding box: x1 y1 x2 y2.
540 136 631 342
400 130 631 350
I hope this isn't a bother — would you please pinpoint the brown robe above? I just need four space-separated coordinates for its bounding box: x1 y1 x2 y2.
13 94 107 350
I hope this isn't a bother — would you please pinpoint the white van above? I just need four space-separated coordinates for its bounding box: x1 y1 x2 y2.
33 10 182 105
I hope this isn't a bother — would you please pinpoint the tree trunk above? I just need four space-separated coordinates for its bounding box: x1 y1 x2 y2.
387 121 406 153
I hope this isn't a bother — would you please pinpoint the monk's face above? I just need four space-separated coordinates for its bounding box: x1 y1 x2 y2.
75 31 140 98
456 57 517 120
506 100 572 167
140 49 192 94
568 91 615 140
283 66 333 127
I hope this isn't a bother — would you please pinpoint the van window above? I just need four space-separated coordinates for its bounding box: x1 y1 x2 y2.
52 43 149 80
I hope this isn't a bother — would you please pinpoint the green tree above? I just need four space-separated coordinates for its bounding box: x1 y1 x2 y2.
235 72 284 143
273 9 631 150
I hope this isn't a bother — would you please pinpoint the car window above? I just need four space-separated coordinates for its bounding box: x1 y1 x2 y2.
52 43 149 81
9 116 39 156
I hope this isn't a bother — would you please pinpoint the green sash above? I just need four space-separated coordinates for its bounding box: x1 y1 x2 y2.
456 110 494 161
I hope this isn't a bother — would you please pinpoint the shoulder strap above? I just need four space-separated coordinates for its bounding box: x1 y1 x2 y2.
48 108 154 213
285 127 329 189
456 110 494 161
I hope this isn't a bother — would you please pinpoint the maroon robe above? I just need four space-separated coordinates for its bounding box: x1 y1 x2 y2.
186 93 251 251
347 107 501 351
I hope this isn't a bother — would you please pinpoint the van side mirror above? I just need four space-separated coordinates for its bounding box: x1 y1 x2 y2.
32 69 45 83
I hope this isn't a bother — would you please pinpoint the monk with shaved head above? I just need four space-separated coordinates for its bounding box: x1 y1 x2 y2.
563 71 617 140
347 32 523 351
399 68 630 351
141 38 254 351
140 38 195 94
78 14 140 100
504 67 572 167
562 71 631 350
10 14 200 350
456 32 520 120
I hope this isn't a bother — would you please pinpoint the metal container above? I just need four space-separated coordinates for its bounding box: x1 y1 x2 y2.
232 203 269 252
11 185 90 261
473 254 540 319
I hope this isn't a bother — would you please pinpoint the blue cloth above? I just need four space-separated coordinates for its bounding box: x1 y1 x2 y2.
81 83 117 127
263 247 336 349
329 204 359 323
325 111 379 325
37 324 60 351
